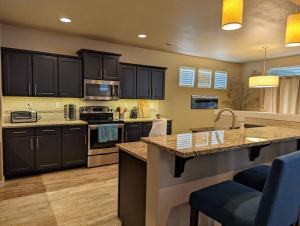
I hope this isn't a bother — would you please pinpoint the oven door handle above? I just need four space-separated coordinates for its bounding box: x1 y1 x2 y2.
88 124 124 129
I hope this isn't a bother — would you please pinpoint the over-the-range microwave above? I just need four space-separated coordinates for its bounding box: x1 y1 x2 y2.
84 79 120 101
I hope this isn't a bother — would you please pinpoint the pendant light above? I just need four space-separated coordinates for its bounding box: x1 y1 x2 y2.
285 3 300 47
222 0 244 30
249 47 279 88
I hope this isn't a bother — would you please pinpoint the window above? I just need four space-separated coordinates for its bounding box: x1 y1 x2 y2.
198 69 212 88
214 71 228 89
269 66 300 76
179 66 195 87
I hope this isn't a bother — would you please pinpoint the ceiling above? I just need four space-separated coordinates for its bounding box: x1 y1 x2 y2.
0 0 299 63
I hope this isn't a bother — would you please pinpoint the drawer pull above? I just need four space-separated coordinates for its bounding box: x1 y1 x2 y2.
12 131 28 134
42 129 56 132
70 128 81 130
129 125 140 128
36 137 39 150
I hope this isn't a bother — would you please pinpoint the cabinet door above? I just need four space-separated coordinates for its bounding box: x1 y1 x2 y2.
151 68 165 100
125 123 142 142
62 133 87 168
82 52 102 79
119 64 137 99
35 135 61 172
142 122 152 137
103 55 119 81
58 57 83 97
33 54 58 97
137 66 152 99
2 49 32 96
4 136 35 177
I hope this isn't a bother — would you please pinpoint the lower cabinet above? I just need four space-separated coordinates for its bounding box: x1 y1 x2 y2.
124 120 172 142
35 134 61 172
3 125 87 178
4 132 35 178
62 133 87 168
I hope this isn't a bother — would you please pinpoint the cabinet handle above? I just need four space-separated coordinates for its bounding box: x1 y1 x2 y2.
84 135 87 145
34 83 37 96
125 131 128 142
129 125 140 128
42 129 56 132
36 137 39 150
30 137 34 151
70 128 81 130
28 83 31 95
12 131 27 134
39 92 54 95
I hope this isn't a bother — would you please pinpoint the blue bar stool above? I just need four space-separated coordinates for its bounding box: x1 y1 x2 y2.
233 165 270 192
189 152 300 226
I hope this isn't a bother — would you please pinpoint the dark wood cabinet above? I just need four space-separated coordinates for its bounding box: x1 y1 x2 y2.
125 121 172 142
33 54 58 97
125 123 143 142
81 52 102 79
2 49 32 96
78 49 121 81
35 135 61 172
58 57 82 97
3 125 87 178
62 133 87 168
142 122 153 137
103 55 119 81
4 128 35 178
137 66 152 99
151 68 165 100
119 64 137 99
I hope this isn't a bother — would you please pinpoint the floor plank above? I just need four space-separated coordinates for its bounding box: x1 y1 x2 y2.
0 165 119 226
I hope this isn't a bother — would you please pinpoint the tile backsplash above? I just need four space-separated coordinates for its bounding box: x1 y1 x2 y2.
2 97 160 123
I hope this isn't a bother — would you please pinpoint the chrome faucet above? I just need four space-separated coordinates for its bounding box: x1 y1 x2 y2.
214 108 238 129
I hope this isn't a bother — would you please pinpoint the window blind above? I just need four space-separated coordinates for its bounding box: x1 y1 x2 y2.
214 71 228 89
179 66 195 87
198 69 212 88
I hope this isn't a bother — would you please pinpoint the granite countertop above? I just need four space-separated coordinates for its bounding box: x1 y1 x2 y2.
2 120 88 128
117 142 148 162
141 126 300 158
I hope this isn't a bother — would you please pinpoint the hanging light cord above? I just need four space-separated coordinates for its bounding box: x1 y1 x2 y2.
263 47 267 75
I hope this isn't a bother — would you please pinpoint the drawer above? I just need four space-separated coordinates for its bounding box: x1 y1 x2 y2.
35 126 61 136
4 128 34 138
62 125 87 134
125 122 142 130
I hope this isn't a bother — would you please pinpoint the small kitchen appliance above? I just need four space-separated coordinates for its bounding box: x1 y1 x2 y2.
11 110 37 123
84 79 120 101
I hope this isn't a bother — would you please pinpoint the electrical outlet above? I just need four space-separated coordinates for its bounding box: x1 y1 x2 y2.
55 102 60 109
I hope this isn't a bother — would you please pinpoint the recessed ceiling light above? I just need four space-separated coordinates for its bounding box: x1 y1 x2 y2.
59 17 72 23
138 34 147 39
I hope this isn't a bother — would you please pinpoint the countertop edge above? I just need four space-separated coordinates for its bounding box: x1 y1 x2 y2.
2 120 88 128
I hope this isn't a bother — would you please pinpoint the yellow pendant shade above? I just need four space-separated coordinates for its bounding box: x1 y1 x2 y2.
222 0 244 30
249 76 279 88
285 13 300 47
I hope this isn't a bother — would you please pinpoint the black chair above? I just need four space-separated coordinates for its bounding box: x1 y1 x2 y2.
189 152 300 226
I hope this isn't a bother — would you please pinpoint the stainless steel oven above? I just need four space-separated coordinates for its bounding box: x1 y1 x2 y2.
80 106 124 167
87 124 124 167
84 79 120 101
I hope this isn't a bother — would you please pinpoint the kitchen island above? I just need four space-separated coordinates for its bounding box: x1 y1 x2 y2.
118 126 300 226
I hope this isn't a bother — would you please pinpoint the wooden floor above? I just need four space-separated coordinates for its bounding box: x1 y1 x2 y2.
0 165 120 226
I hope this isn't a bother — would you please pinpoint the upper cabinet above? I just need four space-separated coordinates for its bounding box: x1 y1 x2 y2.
119 63 137 99
1 47 83 98
120 63 166 100
137 66 152 99
151 68 165 100
33 54 58 97
2 48 33 96
77 49 121 81
58 57 82 97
